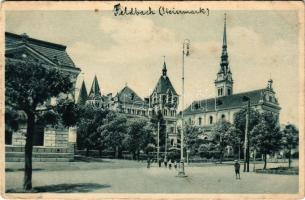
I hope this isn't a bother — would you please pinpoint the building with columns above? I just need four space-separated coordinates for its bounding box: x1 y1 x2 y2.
182 15 281 140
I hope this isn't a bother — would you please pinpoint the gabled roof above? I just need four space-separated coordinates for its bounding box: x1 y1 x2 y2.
152 76 178 96
5 32 76 68
77 80 88 105
184 88 280 115
88 75 101 100
116 86 147 106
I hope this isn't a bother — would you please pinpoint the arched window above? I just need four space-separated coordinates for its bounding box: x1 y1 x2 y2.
198 117 202 125
221 114 225 120
168 92 172 103
209 116 213 124
228 88 231 95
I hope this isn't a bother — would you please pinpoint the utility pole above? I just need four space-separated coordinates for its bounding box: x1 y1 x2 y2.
177 39 190 177
165 121 168 161
157 121 160 163
243 97 250 172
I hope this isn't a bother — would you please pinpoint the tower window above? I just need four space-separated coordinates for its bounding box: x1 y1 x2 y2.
228 89 231 95
221 114 225 120
209 116 213 124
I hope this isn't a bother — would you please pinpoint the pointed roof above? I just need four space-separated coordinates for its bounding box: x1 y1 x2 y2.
88 75 101 100
77 80 88 105
219 13 230 74
162 61 167 76
152 61 178 96
116 86 147 106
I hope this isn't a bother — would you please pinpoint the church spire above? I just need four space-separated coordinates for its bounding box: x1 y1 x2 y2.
89 75 101 97
162 57 167 77
220 13 229 74
215 13 233 97
77 80 88 105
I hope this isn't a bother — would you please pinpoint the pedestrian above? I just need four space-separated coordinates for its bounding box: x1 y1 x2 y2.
234 160 240 179
164 157 168 168
158 158 162 167
168 159 172 169
147 157 151 168
174 160 177 169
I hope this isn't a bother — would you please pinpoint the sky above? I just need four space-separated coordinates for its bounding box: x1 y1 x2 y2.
5 9 300 126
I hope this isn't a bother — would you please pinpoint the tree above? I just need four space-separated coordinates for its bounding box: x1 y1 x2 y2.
250 112 282 169
234 108 261 144
124 118 155 160
150 110 166 150
76 105 109 156
184 124 202 156
234 107 261 170
98 112 128 158
5 60 75 190
282 124 299 168
210 120 238 163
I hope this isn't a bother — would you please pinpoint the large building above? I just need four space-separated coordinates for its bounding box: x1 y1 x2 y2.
78 61 180 147
182 16 281 139
5 32 81 161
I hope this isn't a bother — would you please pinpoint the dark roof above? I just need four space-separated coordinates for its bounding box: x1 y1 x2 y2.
77 80 88 105
152 76 178 96
5 32 76 68
116 86 147 106
88 75 102 100
184 88 279 115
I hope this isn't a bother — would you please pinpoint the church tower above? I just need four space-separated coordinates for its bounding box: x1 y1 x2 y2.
215 14 233 97
87 75 103 107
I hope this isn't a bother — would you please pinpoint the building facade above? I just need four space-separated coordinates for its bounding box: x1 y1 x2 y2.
5 32 81 161
182 16 281 140
78 61 180 147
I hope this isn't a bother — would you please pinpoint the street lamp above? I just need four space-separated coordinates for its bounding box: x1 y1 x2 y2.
177 39 190 177
242 95 250 172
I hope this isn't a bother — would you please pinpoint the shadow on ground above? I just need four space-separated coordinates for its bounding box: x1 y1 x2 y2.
6 183 111 193
5 168 44 172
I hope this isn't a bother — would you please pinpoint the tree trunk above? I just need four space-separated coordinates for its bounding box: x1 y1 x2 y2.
115 146 119 159
98 148 102 158
263 152 267 169
137 150 140 161
219 150 223 164
288 149 291 168
24 113 35 191
86 147 89 157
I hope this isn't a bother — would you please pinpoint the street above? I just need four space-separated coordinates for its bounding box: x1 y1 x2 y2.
5 159 298 193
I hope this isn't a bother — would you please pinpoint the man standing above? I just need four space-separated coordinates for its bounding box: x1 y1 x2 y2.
234 160 240 179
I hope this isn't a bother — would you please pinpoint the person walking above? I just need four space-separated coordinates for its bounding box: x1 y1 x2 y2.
168 159 172 170
147 157 151 169
164 157 168 168
234 160 240 179
174 160 177 169
158 158 162 167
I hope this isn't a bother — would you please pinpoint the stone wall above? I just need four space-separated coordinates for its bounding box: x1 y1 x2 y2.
5 144 74 162
44 127 69 147
6 126 75 162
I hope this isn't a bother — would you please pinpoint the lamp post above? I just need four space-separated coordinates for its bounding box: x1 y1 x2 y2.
242 96 250 172
157 121 160 163
177 39 190 177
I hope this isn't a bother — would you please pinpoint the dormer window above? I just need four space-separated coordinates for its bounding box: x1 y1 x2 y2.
130 93 135 100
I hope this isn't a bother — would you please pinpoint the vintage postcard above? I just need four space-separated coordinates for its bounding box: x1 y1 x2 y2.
0 1 304 199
